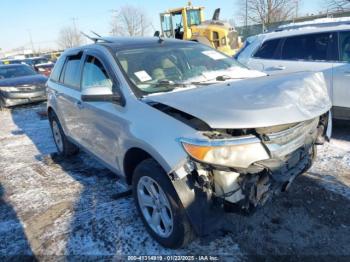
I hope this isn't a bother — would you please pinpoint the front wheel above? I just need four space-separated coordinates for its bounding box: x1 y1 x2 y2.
0 97 5 110
132 159 194 248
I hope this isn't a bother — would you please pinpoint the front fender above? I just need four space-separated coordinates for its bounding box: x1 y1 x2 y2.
171 174 224 236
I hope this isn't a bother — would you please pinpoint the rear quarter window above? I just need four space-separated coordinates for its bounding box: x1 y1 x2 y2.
61 53 83 89
50 56 65 82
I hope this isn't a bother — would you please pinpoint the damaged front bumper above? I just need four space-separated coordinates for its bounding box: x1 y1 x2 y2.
171 113 331 235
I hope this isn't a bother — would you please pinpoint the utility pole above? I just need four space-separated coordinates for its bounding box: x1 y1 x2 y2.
71 17 79 46
71 17 78 32
245 0 248 38
27 29 35 54
295 0 299 19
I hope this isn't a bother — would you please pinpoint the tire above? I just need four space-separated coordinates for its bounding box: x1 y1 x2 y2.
0 97 5 110
48 111 79 157
132 159 195 248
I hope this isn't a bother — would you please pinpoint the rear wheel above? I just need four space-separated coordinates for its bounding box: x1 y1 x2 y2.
49 112 79 156
132 159 194 248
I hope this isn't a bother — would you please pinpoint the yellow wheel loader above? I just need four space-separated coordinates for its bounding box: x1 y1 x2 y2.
158 2 241 56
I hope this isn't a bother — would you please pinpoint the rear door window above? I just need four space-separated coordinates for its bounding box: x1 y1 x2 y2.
339 31 350 62
281 33 333 61
253 38 280 59
61 53 82 89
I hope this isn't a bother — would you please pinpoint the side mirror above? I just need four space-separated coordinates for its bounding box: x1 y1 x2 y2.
154 31 160 37
81 86 122 103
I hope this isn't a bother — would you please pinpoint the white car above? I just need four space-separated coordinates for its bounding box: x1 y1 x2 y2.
236 18 350 120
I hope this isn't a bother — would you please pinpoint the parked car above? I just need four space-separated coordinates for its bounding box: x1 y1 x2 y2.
47 37 332 248
0 64 47 108
23 57 54 76
1 59 23 65
236 17 350 120
23 57 50 67
35 63 54 77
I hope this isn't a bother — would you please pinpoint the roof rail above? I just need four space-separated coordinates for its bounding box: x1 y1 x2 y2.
80 32 115 43
275 17 350 32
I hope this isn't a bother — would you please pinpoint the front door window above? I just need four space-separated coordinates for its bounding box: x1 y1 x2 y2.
81 55 113 90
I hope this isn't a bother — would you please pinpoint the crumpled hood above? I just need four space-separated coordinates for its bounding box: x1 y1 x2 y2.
147 71 332 129
0 74 47 87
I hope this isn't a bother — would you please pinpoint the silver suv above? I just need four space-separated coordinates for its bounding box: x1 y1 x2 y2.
47 37 332 248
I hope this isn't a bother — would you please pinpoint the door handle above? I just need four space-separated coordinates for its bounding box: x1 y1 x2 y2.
265 65 286 71
271 65 286 70
75 100 84 109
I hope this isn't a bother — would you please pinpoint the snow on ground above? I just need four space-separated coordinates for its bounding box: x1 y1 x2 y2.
0 104 349 260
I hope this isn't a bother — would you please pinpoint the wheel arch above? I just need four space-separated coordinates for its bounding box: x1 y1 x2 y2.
47 106 55 118
123 147 168 185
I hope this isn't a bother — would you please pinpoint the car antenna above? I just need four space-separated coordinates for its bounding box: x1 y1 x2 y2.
90 30 102 37
81 32 114 44
81 31 98 43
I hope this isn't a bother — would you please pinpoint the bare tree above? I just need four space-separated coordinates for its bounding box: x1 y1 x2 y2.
110 5 152 36
57 26 84 49
237 0 300 26
327 0 350 11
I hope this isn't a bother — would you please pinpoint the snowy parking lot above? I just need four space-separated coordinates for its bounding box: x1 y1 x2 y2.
0 103 349 260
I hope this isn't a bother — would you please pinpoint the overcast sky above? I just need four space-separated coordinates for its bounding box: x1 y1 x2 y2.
0 0 326 52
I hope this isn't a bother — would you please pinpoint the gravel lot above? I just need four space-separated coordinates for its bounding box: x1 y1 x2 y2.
0 103 349 261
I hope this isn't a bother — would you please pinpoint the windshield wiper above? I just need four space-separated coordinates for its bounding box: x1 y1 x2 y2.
215 75 234 81
147 79 192 88
186 75 235 85
146 76 235 90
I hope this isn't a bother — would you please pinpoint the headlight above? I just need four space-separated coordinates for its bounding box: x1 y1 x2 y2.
0 86 20 92
181 138 270 169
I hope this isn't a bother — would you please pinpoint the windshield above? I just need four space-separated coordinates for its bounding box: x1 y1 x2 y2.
0 65 37 79
116 44 246 94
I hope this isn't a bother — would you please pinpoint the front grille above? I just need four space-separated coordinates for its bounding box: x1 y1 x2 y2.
258 118 319 158
20 85 39 91
257 118 319 146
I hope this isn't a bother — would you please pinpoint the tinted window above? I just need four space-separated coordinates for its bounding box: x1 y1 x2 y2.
339 31 350 62
253 38 280 59
81 55 112 90
281 33 332 61
50 56 65 82
62 54 82 88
